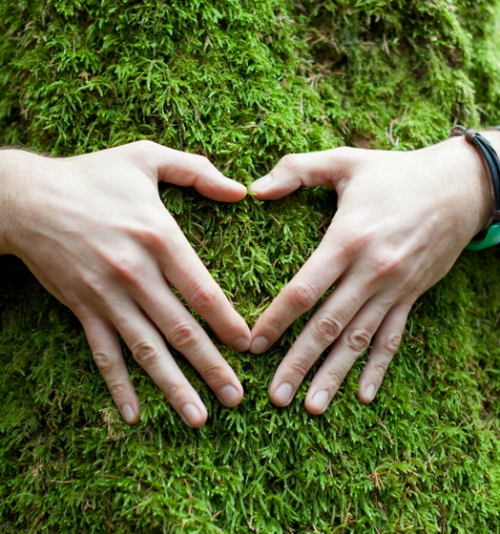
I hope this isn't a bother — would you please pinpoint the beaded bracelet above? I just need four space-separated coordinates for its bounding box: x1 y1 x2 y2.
449 125 500 251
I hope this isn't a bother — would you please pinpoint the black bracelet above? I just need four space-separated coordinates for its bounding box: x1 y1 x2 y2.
449 125 500 239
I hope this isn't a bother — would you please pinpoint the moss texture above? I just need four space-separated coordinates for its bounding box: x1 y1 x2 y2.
2 1 500 532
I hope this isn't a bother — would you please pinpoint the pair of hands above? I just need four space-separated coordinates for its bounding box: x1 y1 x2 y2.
0 134 494 427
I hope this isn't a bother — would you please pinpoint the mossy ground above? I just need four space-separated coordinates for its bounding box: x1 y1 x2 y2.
2 1 500 532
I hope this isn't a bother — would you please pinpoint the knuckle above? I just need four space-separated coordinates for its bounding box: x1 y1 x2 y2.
326 147 357 176
132 139 158 156
325 369 344 391
162 381 184 400
372 252 404 280
92 351 115 373
345 328 372 353
200 361 227 384
189 283 218 313
312 316 342 346
287 280 317 310
109 256 143 286
67 293 86 315
277 153 302 171
132 221 165 251
288 356 312 378
133 340 160 366
372 360 390 379
341 229 372 256
193 154 214 172
405 288 421 306
169 321 198 352
383 333 402 353
108 382 128 397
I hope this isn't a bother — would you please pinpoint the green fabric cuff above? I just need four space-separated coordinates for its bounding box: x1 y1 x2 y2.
466 222 500 250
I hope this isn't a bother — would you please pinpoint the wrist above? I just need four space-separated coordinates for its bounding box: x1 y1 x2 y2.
0 149 38 256
436 132 497 240
477 129 500 232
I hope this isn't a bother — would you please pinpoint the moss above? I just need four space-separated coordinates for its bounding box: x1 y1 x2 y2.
1 1 500 532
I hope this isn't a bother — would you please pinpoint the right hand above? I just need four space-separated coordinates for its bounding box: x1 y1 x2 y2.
248 132 497 414
0 141 251 427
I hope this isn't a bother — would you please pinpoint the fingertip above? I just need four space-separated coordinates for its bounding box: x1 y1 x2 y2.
304 397 325 415
249 336 269 354
219 178 247 202
357 383 376 404
270 381 294 407
233 335 251 352
249 174 273 195
305 389 330 415
121 403 140 425
218 384 244 407
233 181 248 199
181 402 208 428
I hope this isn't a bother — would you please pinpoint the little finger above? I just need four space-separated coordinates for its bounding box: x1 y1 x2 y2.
357 302 413 404
81 315 140 424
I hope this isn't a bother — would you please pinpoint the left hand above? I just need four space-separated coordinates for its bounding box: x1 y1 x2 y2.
248 133 497 414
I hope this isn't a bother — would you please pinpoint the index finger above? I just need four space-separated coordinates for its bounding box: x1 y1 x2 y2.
159 216 251 352
249 228 350 354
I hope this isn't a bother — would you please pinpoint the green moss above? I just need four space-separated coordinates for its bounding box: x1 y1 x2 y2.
1 1 500 532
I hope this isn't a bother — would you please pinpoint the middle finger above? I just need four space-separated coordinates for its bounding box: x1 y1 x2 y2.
269 276 372 406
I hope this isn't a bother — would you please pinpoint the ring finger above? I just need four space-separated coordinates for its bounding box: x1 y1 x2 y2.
107 299 209 427
356 301 413 404
132 275 244 408
81 315 140 424
304 296 393 415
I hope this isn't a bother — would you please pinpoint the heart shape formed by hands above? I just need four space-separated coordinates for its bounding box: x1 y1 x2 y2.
2 131 493 428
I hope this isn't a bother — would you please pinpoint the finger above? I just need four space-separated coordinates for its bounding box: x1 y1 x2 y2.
130 141 247 202
356 302 412 404
304 296 393 415
132 273 244 408
268 277 372 407
249 148 360 200
250 230 351 354
108 301 209 427
81 315 140 425
158 220 251 351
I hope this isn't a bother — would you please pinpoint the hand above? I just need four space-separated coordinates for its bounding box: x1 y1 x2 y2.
249 132 498 414
0 141 251 427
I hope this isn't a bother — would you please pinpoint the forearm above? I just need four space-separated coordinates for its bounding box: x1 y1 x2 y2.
0 150 15 254
0 149 27 255
0 149 47 257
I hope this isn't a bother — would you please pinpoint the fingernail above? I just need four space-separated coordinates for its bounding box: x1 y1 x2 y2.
250 174 272 192
250 336 269 354
218 385 241 407
274 382 294 405
233 336 250 352
312 390 329 413
182 403 202 426
365 384 376 402
121 404 137 424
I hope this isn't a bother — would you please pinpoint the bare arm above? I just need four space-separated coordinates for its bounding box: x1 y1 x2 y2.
249 130 500 413
0 141 251 426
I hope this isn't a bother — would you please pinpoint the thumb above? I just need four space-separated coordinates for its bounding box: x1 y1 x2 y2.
143 143 247 202
249 148 359 200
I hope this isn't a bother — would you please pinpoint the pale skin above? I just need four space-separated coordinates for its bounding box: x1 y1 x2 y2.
249 131 500 415
1 132 498 427
0 141 251 427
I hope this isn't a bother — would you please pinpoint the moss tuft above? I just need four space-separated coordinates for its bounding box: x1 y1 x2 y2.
1 1 500 532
